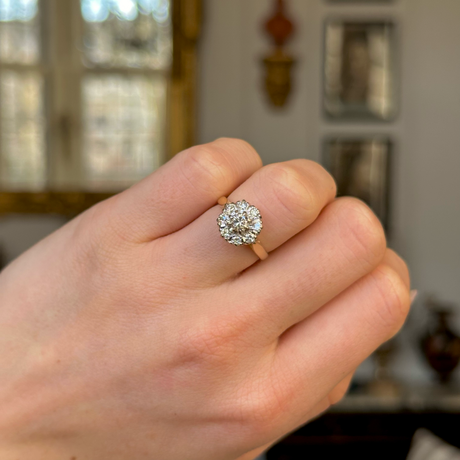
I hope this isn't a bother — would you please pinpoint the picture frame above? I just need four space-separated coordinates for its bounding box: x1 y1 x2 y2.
322 136 392 230
323 19 397 121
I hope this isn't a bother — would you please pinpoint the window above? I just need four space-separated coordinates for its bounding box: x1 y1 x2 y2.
0 0 200 211
0 0 45 190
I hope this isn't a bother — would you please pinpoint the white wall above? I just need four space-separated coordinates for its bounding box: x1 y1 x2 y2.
0 214 67 264
198 0 460 383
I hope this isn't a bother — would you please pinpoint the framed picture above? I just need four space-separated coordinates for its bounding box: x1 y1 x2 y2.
323 137 392 230
323 20 397 120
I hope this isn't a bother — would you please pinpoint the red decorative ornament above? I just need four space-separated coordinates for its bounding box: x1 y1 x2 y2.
262 0 297 108
264 0 294 48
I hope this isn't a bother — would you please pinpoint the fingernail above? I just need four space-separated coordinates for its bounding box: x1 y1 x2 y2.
410 289 418 304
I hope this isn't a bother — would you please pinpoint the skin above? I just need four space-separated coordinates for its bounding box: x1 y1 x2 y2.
0 138 411 460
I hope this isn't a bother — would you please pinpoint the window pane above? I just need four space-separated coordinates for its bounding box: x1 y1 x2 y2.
0 70 46 189
82 74 167 190
0 0 40 64
80 0 172 69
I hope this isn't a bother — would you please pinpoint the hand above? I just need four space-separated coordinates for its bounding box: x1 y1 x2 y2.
0 139 410 460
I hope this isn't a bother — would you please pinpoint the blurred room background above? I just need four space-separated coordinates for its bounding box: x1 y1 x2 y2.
0 0 459 458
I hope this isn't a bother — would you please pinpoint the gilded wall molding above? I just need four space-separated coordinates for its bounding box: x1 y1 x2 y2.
169 0 202 158
0 192 113 216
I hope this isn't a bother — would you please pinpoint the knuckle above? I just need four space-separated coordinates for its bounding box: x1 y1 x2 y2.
385 248 411 289
371 264 411 331
262 163 315 223
184 144 232 189
233 368 295 434
175 316 245 367
214 137 261 163
336 197 386 269
234 386 286 432
178 325 225 363
295 159 338 196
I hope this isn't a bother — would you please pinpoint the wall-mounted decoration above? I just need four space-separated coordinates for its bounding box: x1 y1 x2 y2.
324 20 397 120
323 137 392 229
262 0 296 108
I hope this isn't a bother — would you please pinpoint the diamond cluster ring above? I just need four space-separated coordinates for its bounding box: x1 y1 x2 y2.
217 196 268 260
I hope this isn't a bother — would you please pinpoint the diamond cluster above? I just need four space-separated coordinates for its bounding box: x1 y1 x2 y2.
217 200 263 246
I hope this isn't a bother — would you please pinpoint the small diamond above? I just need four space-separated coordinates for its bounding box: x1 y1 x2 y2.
237 200 249 211
231 235 243 245
217 200 263 246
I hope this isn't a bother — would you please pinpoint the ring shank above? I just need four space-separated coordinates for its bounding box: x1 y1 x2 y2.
218 196 268 261
251 242 269 260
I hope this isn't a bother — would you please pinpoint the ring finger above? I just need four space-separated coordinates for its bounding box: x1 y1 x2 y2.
161 159 337 285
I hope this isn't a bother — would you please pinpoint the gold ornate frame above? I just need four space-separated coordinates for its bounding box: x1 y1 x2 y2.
0 0 202 216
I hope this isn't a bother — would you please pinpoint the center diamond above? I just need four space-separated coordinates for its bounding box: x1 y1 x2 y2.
217 200 263 246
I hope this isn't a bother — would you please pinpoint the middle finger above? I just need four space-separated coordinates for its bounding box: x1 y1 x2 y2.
231 197 387 342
